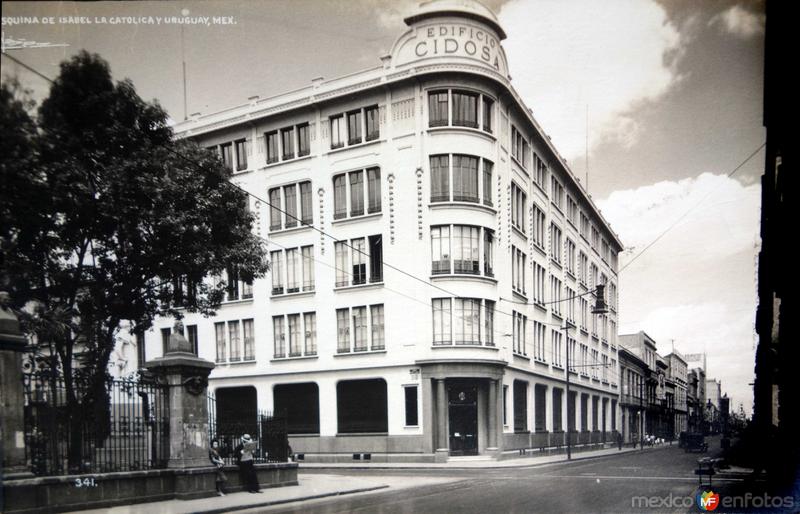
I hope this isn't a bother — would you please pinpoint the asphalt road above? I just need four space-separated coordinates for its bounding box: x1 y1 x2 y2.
240 441 778 514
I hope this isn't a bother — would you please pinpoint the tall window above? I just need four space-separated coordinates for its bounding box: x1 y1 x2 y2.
428 90 449 127
334 235 383 287
281 127 295 160
431 226 450 274
551 329 563 367
234 139 248 171
452 91 478 128
405 386 419 426
288 314 302 357
482 96 493 133
567 196 578 226
532 203 546 250
273 316 285 358
483 229 494 277
551 176 564 211
297 123 310 157
274 313 316 358
228 319 241 362
513 311 527 356
347 110 363 145
286 248 300 292
271 250 284 295
551 276 563 316
242 319 254 361
511 126 529 168
269 181 312 231
550 223 562 264
330 114 345 149
533 320 546 362
579 251 589 285
566 286 576 323
533 262 546 306
302 246 315 291
220 143 233 169
333 168 381 220
303 312 317 355
453 225 480 274
429 154 492 205
533 152 547 189
266 131 279 164
336 304 385 353
512 246 526 295
215 322 226 363
580 212 590 240
365 105 379 141
566 238 576 275
511 182 526 233
432 298 493 346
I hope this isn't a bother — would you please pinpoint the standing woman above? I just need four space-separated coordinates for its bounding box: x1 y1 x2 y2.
209 439 228 496
234 434 262 493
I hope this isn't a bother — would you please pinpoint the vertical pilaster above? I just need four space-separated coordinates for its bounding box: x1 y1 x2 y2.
487 379 497 449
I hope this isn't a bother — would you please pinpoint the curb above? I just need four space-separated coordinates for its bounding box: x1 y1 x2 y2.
298 445 674 471
191 485 391 514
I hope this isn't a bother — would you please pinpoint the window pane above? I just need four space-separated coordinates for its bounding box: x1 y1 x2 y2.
273 316 285 358
365 105 379 141
333 174 347 219
484 229 494 277
453 155 478 202
431 226 451 275
235 139 248 171
271 250 284 294
367 167 381 213
485 300 494 345
220 143 233 169
351 238 366 285
297 123 310 157
482 97 493 133
286 248 299 293
405 386 419 426
300 181 313 224
353 306 367 351
452 92 478 128
428 91 449 127
349 171 364 216
370 304 385 350
288 314 301 356
228 321 241 361
243 319 254 360
266 131 279 164
304 312 317 355
214 323 225 362
347 110 363 145
330 115 345 149
433 298 451 344
284 184 297 228
302 245 315 291
368 234 383 283
335 242 348 287
269 187 282 230
430 155 450 202
483 160 493 206
337 308 350 353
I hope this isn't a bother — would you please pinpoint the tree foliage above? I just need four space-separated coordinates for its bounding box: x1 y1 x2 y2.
0 52 267 464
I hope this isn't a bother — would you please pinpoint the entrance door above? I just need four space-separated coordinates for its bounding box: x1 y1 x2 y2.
448 383 478 455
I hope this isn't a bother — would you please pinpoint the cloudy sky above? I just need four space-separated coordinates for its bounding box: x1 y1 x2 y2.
2 0 765 414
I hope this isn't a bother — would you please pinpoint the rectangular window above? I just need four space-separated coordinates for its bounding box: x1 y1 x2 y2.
369 234 383 283
513 311 527 355
220 143 233 169
302 245 315 291
266 131 279 164
235 139 248 171
226 265 240 301
242 319 254 361
432 298 451 344
286 248 300 293
228 321 241 362
511 182 526 233
269 187 282 230
550 223 562 264
580 212 590 240
485 300 495 346
297 123 310 157
533 320 546 362
430 155 450 202
335 242 348 287
367 167 381 213
161 327 171 356
349 170 364 217
431 226 451 274
304 312 317 355
551 329 563 367
333 174 347 219
452 91 478 128
284 184 298 228
534 385 547 432
514 381 528 432
454 298 480 345
483 229 494 277
214 323 225 362
566 239 576 275
404 386 419 426
300 181 313 224
512 246 526 295
336 308 349 353
553 389 563 431
533 203 546 250
453 226 480 274
551 276 563 316
273 316 285 358
452 154 479 202
351 238 367 285
551 176 564 211
533 262 546 305
428 90 449 127
185 324 198 355
271 250 284 295
483 160 493 206
347 109 363 145
533 153 547 189
482 97 493 133
370 304 385 350
353 306 367 351
365 105 379 141
288 314 301 356
330 114 345 149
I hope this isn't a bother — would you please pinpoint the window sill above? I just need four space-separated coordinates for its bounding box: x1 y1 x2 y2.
511 224 527 240
565 271 576 282
429 202 496 216
551 258 562 269
220 298 254 307
430 274 497 285
232 167 254 176
551 203 564 217
532 180 548 198
512 290 528 302
334 349 387 358
552 364 564 371
269 223 314 236
426 126 496 142
551 312 563 321
431 344 498 350
532 358 548 366
263 154 314 169
217 359 257 366
271 355 318 362
271 290 315 300
510 155 529 176
334 281 384 293
331 211 382 226
513 353 530 361
533 300 547 313
532 243 546 257
326 137 383 156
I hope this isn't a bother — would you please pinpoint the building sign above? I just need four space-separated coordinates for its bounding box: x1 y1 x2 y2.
414 24 502 70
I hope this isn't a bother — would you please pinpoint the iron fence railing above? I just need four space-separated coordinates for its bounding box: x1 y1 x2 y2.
207 394 289 464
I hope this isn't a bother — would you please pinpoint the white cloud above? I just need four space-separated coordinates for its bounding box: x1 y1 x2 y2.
499 0 681 159
598 174 760 414
710 5 765 39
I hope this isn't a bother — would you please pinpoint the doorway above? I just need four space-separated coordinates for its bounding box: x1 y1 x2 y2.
448 382 478 455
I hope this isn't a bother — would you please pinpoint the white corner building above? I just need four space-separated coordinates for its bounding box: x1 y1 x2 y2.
143 0 624 462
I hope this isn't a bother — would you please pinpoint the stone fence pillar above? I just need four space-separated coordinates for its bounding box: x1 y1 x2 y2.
145 320 215 469
0 295 31 480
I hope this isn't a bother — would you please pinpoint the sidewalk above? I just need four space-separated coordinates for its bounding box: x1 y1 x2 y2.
74 474 461 514
298 442 672 469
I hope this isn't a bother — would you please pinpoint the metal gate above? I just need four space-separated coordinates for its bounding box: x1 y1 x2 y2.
207 393 288 463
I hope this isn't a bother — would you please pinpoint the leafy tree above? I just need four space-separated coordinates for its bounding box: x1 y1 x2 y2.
0 52 268 471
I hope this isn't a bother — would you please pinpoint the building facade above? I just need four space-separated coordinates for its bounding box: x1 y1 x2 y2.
665 351 688 437
142 0 623 461
618 347 647 445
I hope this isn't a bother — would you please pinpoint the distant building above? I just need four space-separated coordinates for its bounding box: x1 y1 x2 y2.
665 352 688 437
618 347 648 445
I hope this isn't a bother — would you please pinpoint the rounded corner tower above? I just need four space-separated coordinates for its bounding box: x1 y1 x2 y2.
390 0 510 78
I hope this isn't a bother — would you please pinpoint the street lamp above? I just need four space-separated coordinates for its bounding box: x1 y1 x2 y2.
564 285 608 461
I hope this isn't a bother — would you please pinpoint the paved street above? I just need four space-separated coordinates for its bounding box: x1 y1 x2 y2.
247 441 761 514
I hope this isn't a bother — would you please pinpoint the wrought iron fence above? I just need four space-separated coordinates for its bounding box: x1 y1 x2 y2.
207 393 289 464
22 368 169 476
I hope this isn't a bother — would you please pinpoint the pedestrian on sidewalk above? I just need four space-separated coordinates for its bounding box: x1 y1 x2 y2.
617 431 623 451
234 434 262 494
209 439 228 496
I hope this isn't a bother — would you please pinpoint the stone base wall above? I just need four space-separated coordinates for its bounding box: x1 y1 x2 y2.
1 463 298 514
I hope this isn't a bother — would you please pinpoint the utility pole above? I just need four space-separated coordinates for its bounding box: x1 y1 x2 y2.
564 320 576 460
